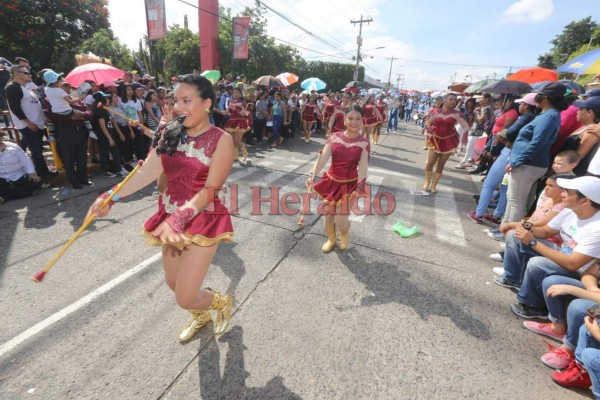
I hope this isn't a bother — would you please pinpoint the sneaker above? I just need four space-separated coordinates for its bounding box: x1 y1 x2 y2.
472 194 480 205
523 321 565 341
487 231 506 242
454 163 467 169
116 170 128 177
102 172 117 178
468 210 482 224
551 360 591 389
490 251 504 262
492 266 505 276
493 275 520 290
483 214 501 225
484 228 501 234
510 302 549 320
541 343 575 369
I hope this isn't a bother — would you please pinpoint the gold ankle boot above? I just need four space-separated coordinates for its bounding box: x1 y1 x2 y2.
209 291 233 335
321 224 336 253
339 226 350 250
423 171 432 191
241 146 248 162
179 310 212 343
234 145 239 161
430 172 442 193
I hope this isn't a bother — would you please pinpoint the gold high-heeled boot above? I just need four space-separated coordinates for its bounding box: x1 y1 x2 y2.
209 291 233 335
234 145 239 161
430 172 442 193
241 146 248 162
339 226 350 250
423 171 432 191
322 224 336 253
179 310 212 343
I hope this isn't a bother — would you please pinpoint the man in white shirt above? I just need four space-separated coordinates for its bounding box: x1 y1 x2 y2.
0 131 42 203
494 176 600 318
5 65 56 178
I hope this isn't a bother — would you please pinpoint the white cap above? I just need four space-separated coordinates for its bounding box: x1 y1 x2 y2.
557 176 600 203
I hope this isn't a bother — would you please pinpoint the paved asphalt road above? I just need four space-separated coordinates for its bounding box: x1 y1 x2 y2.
0 123 591 399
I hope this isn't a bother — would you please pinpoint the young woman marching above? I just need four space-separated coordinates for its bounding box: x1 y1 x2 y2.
373 94 388 144
223 87 251 162
361 95 383 144
300 94 319 143
307 105 370 253
423 93 470 193
86 75 235 343
327 92 352 135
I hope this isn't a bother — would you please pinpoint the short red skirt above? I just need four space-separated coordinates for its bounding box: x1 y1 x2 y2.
427 133 459 154
313 172 358 206
225 118 251 133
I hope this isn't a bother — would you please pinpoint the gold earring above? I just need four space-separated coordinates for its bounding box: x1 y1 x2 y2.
205 107 211 114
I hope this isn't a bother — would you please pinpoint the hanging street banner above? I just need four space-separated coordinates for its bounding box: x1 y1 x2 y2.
232 17 250 60
145 0 167 40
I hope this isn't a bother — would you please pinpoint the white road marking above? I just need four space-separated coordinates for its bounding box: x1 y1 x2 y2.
0 253 163 358
434 189 467 247
384 182 416 230
349 175 384 223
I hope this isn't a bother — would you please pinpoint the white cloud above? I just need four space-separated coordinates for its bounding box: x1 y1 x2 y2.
502 0 554 23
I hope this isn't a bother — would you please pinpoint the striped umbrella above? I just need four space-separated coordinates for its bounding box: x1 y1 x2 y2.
300 77 327 91
276 72 299 86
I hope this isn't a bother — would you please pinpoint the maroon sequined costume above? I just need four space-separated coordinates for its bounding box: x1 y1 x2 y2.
323 103 335 122
144 126 233 248
375 102 387 124
427 109 460 154
313 131 370 206
363 104 378 126
224 100 250 133
331 106 346 133
302 103 318 122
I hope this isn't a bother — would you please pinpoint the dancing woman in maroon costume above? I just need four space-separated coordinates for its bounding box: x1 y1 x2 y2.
373 94 388 145
86 75 235 343
327 92 352 135
423 93 470 193
301 94 320 143
223 87 250 162
361 95 383 144
307 105 370 253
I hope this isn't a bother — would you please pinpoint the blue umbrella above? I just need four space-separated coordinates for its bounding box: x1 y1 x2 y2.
531 80 586 94
557 48 600 75
301 77 326 91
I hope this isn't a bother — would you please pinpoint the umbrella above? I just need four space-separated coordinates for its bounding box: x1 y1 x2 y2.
507 67 558 84
64 63 124 87
341 86 360 93
531 80 586 94
430 90 447 98
276 72 299 86
449 82 470 92
201 69 221 83
480 79 532 96
345 80 363 88
253 75 285 88
423 88 433 93
301 77 326 91
557 48 600 75
464 79 499 94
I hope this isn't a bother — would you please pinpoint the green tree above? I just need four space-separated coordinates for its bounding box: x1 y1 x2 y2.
155 24 200 78
538 17 598 69
78 29 134 70
0 0 111 71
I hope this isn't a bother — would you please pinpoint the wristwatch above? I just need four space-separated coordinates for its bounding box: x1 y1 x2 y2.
528 239 537 247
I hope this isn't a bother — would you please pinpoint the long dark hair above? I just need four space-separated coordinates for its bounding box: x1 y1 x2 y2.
152 74 216 156
120 83 137 103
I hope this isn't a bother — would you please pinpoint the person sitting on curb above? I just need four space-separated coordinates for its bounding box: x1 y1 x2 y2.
0 131 42 203
493 176 600 318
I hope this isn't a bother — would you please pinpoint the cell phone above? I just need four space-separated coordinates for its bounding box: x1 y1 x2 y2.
586 304 600 319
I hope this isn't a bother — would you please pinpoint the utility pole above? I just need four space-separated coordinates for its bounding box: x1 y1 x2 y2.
397 73 404 91
351 15 373 82
386 56 396 90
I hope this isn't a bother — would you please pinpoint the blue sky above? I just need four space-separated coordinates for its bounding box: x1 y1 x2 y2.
108 0 600 90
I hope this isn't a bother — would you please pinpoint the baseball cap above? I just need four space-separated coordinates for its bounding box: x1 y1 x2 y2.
515 92 537 106
131 82 144 90
583 88 600 99
92 91 111 101
43 69 64 85
557 176 600 203
573 96 600 116
534 82 566 98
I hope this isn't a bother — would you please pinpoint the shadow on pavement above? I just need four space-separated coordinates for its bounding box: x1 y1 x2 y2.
337 247 491 341
198 326 302 400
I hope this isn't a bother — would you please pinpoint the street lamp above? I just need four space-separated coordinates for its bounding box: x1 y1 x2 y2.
354 46 385 81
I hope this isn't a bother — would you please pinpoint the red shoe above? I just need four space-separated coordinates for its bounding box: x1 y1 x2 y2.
541 340 573 369
468 210 482 224
523 321 565 341
551 360 591 389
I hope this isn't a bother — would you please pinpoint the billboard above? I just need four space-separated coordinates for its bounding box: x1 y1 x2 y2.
145 0 167 40
232 17 250 60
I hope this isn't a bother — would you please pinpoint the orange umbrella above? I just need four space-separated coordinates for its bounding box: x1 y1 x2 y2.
507 67 558 84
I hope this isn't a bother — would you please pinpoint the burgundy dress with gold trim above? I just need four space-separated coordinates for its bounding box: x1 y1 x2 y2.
331 107 346 133
302 103 317 123
313 131 370 206
323 102 335 122
143 126 233 248
224 100 250 133
363 104 378 126
427 109 460 154
375 102 387 124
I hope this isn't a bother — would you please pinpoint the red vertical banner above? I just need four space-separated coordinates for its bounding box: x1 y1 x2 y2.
232 17 250 60
145 0 167 40
199 0 220 71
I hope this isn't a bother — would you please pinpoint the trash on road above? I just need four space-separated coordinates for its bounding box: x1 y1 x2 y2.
392 221 420 238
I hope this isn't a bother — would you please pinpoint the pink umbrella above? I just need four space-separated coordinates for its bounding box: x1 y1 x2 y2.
276 72 299 86
64 63 125 87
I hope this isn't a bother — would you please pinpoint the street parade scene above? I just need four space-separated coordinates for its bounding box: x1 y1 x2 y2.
3 0 600 399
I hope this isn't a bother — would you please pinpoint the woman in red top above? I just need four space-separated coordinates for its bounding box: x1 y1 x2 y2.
361 95 383 144
373 94 388 145
423 93 470 193
223 87 251 162
301 94 320 143
307 105 370 253
328 92 352 135
322 95 335 131
86 75 234 344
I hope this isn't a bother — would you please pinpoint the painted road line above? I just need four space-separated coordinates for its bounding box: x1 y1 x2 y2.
434 189 467 247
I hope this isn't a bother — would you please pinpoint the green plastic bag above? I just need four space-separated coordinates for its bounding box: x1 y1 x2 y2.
392 221 420 238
